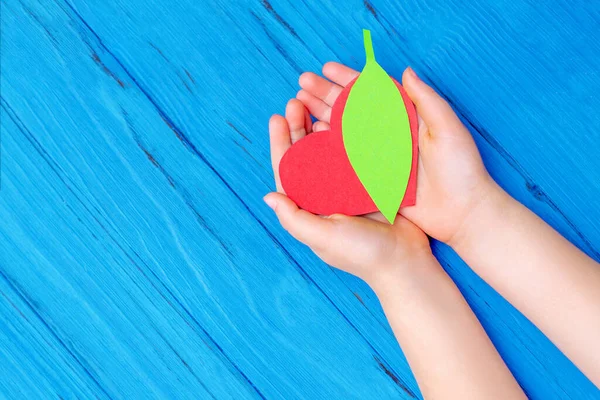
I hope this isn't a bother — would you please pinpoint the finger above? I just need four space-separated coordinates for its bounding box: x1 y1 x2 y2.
299 72 343 106
296 89 332 122
312 121 331 132
264 192 334 248
402 67 465 136
269 115 291 192
285 99 307 144
322 62 360 87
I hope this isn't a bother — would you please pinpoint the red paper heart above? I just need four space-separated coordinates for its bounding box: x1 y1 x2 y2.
279 78 418 216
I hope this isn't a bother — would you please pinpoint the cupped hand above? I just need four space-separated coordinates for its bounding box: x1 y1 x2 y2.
265 99 430 286
296 63 499 245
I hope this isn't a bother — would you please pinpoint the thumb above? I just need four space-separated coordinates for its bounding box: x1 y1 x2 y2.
402 67 465 136
263 192 334 249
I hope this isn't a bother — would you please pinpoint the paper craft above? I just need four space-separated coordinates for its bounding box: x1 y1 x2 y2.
279 127 375 216
340 30 413 223
332 77 419 208
279 29 418 222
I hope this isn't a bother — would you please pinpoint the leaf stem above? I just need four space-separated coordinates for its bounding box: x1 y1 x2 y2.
363 29 375 62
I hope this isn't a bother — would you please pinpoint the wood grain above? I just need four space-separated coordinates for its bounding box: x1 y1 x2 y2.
1 0 599 398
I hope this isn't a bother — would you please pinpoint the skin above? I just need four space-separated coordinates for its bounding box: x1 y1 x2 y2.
265 63 600 395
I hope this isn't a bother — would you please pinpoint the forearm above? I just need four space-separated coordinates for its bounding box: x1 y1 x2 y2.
371 254 525 399
452 185 600 385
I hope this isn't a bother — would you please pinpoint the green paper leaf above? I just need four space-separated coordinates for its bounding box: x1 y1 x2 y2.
342 29 413 224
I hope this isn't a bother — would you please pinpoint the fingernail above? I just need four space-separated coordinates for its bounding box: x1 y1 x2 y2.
406 67 420 82
263 195 277 210
269 115 279 130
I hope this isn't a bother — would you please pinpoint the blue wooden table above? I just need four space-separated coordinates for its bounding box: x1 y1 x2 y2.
2 0 599 398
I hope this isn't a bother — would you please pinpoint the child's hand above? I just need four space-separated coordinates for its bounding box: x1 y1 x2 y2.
296 63 499 245
265 99 431 286
265 98 527 399
296 64 600 387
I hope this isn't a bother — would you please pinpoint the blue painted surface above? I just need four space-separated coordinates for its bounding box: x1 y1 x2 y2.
1 0 599 398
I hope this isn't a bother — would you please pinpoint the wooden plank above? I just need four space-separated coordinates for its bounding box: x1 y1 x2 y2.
1 104 257 399
1 0 599 398
1 0 416 398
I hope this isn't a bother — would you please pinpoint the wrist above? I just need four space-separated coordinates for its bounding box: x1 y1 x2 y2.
367 249 440 300
448 181 516 254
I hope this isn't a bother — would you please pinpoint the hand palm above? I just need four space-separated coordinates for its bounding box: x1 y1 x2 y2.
402 125 493 243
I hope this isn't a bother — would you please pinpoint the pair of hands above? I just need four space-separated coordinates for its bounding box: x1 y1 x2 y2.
265 62 497 287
